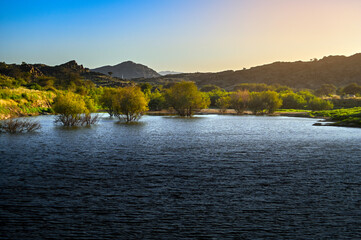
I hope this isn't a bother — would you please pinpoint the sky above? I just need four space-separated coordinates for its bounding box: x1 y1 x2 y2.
0 0 360 72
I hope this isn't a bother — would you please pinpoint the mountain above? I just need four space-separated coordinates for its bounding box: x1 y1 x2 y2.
2 53 361 90
91 61 160 79
132 53 361 90
158 71 183 76
0 60 130 87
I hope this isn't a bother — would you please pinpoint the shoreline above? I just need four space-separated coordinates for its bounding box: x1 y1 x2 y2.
2 109 360 128
146 109 313 118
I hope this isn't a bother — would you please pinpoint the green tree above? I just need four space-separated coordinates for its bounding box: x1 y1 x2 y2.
308 98 333 111
229 90 250 114
148 89 166 111
342 83 361 96
205 88 228 107
165 81 210 117
216 95 231 114
281 92 306 109
315 84 337 96
262 91 282 113
53 92 98 126
100 87 117 117
298 90 316 102
249 91 282 114
112 86 148 122
139 83 153 95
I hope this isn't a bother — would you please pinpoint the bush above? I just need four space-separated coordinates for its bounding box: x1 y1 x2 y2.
165 81 210 117
216 95 231 114
342 83 361 96
148 90 166 111
308 98 333 111
249 91 282 114
112 86 148 122
315 84 336 96
53 92 98 126
100 87 117 117
0 119 41 133
205 89 228 107
281 92 306 109
229 90 249 114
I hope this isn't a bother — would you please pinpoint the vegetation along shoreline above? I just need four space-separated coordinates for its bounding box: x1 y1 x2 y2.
1 59 361 132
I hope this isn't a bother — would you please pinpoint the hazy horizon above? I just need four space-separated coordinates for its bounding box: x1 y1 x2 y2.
1 0 360 72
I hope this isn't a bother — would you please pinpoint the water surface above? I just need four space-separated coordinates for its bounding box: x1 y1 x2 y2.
1 115 361 239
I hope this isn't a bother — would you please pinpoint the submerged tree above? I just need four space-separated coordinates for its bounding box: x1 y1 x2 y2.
165 81 210 117
0 119 41 133
100 87 117 117
53 92 98 126
112 86 148 122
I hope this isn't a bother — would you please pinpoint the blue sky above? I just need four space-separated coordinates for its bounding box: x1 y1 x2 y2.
1 0 360 72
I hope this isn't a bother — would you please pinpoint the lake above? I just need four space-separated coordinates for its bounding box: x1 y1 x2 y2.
1 114 361 239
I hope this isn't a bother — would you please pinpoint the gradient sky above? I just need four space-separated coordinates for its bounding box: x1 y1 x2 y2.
0 0 360 72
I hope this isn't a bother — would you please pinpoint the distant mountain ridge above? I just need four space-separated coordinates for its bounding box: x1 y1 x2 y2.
158 71 183 76
91 61 160 79
0 60 129 87
133 53 361 90
2 53 361 90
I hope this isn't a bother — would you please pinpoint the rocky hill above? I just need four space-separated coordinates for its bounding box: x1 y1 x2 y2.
2 53 360 90
0 60 129 87
91 61 160 79
134 53 361 90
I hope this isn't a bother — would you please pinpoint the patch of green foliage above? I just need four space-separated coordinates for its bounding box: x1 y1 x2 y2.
310 107 361 119
165 81 210 117
276 109 311 113
0 88 55 119
310 107 361 127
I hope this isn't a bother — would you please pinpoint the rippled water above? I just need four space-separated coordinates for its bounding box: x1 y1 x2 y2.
1 114 361 239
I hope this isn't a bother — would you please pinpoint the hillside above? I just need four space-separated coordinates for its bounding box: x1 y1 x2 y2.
91 61 160 79
134 53 361 90
158 71 183 76
0 60 129 88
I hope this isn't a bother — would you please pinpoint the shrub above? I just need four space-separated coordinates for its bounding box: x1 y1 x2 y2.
281 92 306 109
216 95 231 114
165 81 210 117
53 92 98 126
148 90 166 111
249 91 282 114
308 98 333 111
0 119 41 133
229 90 249 114
112 86 148 122
204 89 228 107
315 84 337 96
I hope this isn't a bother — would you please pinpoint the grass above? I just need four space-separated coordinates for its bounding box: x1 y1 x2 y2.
310 107 361 127
0 88 55 120
276 109 311 113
